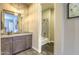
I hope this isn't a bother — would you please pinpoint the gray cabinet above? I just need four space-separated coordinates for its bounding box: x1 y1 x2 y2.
1 34 32 55
1 37 12 55
12 36 26 54
25 35 32 49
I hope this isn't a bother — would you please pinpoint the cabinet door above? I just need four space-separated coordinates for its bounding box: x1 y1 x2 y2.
25 35 32 49
12 36 25 54
1 37 12 55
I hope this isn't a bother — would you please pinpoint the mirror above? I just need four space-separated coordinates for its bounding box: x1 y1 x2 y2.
1 9 21 35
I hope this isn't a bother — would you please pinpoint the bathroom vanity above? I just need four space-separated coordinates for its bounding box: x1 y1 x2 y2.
0 9 32 55
1 33 32 55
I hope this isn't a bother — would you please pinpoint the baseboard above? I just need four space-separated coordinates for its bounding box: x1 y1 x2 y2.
32 47 41 53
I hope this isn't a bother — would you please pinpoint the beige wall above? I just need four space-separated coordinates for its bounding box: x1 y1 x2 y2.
50 9 54 42
27 4 42 52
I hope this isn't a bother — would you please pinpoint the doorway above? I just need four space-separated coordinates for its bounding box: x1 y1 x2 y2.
41 3 54 55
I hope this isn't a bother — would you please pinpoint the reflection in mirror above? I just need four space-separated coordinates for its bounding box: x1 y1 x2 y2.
4 13 18 33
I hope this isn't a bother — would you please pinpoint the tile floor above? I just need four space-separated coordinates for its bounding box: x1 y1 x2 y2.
16 49 41 55
42 42 54 55
17 42 54 55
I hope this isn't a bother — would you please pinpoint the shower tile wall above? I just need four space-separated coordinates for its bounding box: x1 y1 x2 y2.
42 18 49 38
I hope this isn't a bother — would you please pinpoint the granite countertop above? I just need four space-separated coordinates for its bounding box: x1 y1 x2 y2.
1 32 32 38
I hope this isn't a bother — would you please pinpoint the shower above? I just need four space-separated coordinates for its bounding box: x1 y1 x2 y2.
41 3 54 55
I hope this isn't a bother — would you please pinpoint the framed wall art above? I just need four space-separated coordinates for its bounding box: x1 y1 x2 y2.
67 3 79 19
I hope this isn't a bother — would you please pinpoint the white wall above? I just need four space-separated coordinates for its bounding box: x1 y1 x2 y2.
74 19 79 54
54 3 79 55
63 4 75 55
54 3 75 55
63 4 77 55
54 3 64 55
